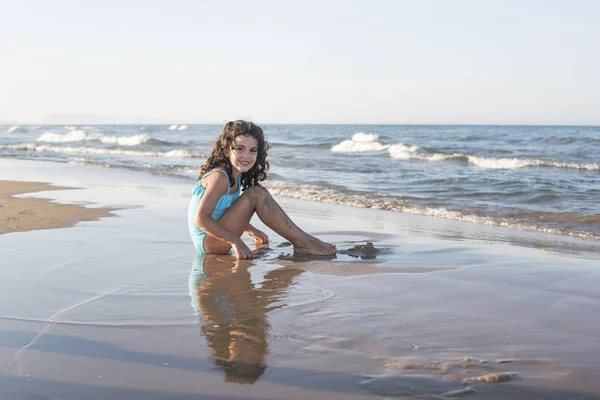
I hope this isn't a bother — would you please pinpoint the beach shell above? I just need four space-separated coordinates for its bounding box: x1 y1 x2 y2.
462 372 517 384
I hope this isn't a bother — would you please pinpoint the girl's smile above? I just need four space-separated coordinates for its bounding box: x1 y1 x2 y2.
226 135 259 176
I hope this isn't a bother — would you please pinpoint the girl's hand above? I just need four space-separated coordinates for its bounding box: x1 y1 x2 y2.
247 227 269 244
232 240 254 259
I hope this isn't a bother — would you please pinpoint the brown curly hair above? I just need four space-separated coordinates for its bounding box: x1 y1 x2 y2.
199 120 270 190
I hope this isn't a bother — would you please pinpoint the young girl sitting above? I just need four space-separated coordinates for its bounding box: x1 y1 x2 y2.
188 120 337 259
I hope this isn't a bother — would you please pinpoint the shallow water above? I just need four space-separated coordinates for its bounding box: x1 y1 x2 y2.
1 159 600 399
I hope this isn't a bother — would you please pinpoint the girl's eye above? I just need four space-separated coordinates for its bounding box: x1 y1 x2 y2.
250 148 258 153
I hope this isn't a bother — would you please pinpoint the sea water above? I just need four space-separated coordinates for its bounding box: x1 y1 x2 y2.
1 123 599 239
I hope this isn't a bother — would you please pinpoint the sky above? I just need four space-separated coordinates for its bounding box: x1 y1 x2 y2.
1 0 599 125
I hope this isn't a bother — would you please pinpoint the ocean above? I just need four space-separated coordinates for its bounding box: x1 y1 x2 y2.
1 123 599 240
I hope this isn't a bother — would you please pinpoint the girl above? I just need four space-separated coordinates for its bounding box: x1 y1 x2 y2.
188 120 336 259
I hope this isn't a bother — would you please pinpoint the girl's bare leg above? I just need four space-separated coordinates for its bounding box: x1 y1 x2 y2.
203 186 336 256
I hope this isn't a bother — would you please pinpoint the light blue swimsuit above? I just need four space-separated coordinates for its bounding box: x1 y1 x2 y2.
188 169 241 253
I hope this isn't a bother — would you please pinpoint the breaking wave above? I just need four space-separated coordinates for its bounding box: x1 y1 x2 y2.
36 131 168 146
1 143 200 158
331 133 600 172
465 156 600 171
331 132 390 152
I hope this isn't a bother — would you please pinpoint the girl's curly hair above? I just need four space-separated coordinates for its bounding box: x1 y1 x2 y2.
199 120 270 191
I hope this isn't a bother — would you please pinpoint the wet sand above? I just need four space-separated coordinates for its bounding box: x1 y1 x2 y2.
0 180 115 235
1 158 600 399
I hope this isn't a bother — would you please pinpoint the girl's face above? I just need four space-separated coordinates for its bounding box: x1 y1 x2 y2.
225 135 259 176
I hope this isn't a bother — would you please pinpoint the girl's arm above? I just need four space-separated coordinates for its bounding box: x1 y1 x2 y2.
195 173 252 257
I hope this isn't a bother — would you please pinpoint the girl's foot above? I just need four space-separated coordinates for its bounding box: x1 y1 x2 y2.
294 237 337 256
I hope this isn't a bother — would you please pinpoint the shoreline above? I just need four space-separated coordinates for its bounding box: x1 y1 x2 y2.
0 157 599 259
2 152 599 242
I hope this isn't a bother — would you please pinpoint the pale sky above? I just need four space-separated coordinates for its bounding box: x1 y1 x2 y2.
2 0 599 125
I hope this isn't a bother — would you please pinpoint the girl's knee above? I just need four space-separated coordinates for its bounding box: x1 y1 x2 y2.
243 185 270 201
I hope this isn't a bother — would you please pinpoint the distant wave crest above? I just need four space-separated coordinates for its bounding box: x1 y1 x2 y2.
331 132 390 152
332 133 600 172
36 130 160 146
466 156 599 171
1 143 199 158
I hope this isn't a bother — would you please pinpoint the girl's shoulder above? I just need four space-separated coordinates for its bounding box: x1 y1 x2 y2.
200 167 229 181
199 168 230 194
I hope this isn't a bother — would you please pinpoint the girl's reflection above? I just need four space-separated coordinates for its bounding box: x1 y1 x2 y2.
189 254 302 384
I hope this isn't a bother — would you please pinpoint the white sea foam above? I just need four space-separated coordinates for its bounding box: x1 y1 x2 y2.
177 125 188 130
1 143 199 158
6 126 18 133
467 156 599 171
331 132 390 152
98 134 151 146
333 135 600 172
169 125 178 130
162 149 194 158
467 156 536 169
264 180 600 240
388 143 423 159
67 158 103 167
173 166 200 176
352 132 380 142
38 131 88 142
37 131 152 146
388 143 464 162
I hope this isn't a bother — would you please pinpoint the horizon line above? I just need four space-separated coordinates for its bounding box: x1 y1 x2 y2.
3 121 600 128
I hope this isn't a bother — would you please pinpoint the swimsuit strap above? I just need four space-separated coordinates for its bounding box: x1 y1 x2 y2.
200 169 234 196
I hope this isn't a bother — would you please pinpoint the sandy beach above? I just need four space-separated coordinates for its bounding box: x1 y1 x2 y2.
0 180 115 235
1 158 600 399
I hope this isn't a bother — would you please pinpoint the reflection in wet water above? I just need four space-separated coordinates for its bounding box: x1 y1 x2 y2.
189 254 302 384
